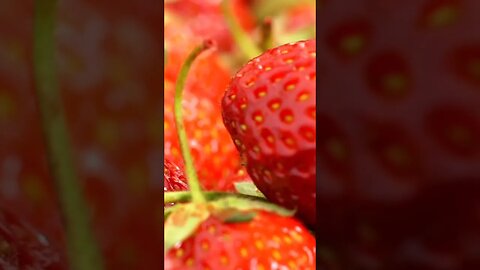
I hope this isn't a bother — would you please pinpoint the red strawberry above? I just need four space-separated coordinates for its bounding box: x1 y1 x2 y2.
164 20 252 191
165 210 316 269
0 207 66 269
315 0 480 268
165 39 315 270
164 159 189 192
222 40 317 226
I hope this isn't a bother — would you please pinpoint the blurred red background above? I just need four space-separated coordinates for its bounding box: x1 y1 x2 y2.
0 0 162 268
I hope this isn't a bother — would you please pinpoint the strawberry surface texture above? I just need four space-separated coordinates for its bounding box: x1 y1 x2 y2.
222 40 317 227
164 210 316 269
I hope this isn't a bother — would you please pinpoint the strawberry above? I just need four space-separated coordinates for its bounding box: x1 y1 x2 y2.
165 210 316 269
314 0 480 268
165 40 316 270
222 39 317 226
0 207 66 269
164 159 189 208
164 159 189 192
164 20 252 191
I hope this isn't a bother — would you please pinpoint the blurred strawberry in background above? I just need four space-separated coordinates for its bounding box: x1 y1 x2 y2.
165 0 255 51
316 0 480 268
0 0 162 268
164 5 252 191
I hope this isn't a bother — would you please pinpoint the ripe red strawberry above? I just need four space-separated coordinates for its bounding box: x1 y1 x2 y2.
164 20 252 191
164 159 189 192
222 40 316 226
0 207 66 269
165 210 316 269
314 0 480 268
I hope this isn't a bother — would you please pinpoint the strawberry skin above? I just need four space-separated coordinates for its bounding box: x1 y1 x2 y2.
164 159 189 192
222 40 316 226
164 210 316 269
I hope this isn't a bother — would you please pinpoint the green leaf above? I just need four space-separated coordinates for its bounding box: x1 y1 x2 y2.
213 196 296 217
234 181 266 198
164 191 231 204
164 203 210 252
220 210 257 223
164 203 182 219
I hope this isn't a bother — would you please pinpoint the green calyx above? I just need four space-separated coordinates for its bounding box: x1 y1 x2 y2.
164 195 296 252
234 181 266 198
164 203 211 251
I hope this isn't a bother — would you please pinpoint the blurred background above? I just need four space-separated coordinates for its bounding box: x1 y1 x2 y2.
0 0 316 269
0 0 162 268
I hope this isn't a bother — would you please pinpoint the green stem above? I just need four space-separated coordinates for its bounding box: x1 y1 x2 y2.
164 191 266 204
33 1 103 270
174 41 212 203
164 191 232 204
221 0 262 60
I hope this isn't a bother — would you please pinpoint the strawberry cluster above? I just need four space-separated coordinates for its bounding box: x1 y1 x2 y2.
164 0 316 269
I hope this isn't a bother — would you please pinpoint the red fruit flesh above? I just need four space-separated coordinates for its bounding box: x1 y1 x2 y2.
165 210 316 269
222 40 316 226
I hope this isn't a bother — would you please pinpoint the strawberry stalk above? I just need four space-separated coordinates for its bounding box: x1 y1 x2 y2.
33 1 103 269
259 17 274 51
164 191 263 204
165 191 226 204
221 0 262 59
173 41 213 203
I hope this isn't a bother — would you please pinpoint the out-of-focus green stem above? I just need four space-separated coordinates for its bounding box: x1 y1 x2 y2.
33 1 103 270
221 0 262 60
